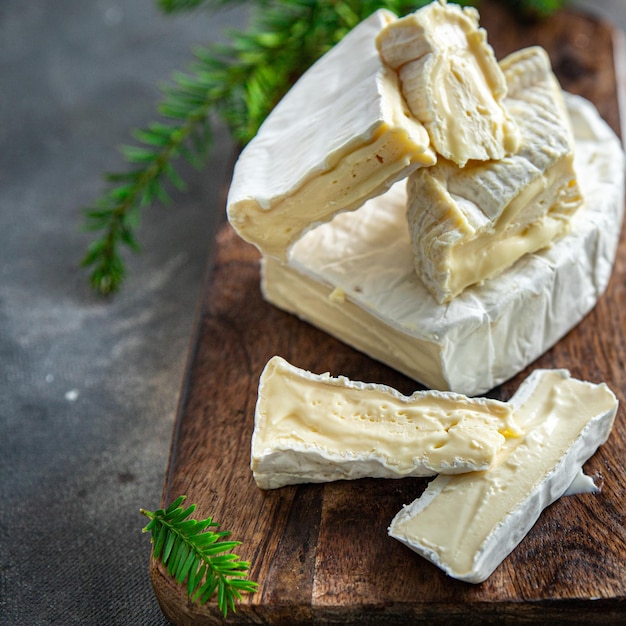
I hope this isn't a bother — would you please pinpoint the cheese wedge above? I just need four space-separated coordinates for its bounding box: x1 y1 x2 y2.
408 46 583 303
226 9 435 261
251 356 520 489
388 369 618 583
376 0 519 166
261 94 624 395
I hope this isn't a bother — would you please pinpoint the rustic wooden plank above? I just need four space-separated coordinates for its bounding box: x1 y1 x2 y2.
151 2 626 623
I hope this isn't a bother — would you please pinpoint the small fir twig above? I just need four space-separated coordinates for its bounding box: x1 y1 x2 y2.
141 495 258 616
82 0 570 294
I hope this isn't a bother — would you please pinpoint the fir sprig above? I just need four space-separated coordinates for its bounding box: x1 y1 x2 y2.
141 495 258 616
82 0 571 294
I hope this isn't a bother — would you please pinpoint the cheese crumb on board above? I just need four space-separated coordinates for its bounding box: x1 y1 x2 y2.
376 0 519 166
388 369 618 583
251 356 520 489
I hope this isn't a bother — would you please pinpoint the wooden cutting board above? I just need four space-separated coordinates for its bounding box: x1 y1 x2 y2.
150 2 626 623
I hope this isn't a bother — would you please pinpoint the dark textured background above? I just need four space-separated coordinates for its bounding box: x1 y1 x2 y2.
0 1 622 624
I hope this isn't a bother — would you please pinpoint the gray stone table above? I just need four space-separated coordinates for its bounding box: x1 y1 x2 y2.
0 1 242 623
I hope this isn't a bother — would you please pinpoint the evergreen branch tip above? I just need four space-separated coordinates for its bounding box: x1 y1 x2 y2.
141 495 258 617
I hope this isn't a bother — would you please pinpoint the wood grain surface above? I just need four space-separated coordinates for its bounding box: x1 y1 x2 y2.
150 2 626 623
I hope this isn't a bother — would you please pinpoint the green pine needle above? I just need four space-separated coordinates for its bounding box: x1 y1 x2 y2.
141 495 258 617
82 0 570 295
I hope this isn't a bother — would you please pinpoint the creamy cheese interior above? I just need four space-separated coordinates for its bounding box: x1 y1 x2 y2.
252 356 519 487
377 1 518 165
389 370 617 580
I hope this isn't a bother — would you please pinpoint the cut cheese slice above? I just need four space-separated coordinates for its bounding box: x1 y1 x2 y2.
377 0 519 165
226 9 435 261
251 356 519 489
388 369 618 583
408 46 582 303
261 94 624 395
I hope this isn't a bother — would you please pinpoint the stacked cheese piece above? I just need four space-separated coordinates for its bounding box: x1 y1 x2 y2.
374 0 520 166
376 5 582 303
226 1 624 396
250 356 618 582
402 47 583 302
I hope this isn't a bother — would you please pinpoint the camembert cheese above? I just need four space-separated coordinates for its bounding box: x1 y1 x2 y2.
261 95 624 395
226 9 435 261
251 356 519 489
388 369 618 583
407 46 582 303
376 0 519 166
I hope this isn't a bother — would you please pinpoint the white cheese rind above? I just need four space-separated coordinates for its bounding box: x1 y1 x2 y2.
388 369 618 583
226 9 435 261
261 94 624 395
251 356 518 489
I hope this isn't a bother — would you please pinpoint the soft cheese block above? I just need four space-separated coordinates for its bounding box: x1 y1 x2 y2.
261 94 624 395
376 0 519 166
408 46 583 303
226 9 435 261
251 356 520 489
388 369 618 583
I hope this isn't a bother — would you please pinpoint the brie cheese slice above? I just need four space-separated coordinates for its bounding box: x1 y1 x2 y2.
226 9 435 261
251 356 519 489
377 0 519 165
408 47 582 303
261 94 624 395
388 369 618 583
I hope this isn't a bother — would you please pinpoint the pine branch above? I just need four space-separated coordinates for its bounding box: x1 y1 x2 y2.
141 495 258 617
81 63 216 294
